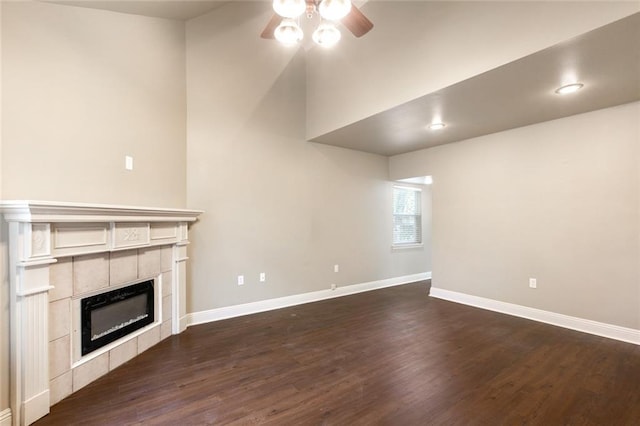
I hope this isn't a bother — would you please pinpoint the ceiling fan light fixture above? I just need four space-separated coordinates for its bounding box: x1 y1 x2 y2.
274 19 304 45
273 0 306 18
312 22 341 47
318 0 352 21
555 83 584 95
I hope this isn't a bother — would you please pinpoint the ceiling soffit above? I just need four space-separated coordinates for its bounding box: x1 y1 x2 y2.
310 13 640 156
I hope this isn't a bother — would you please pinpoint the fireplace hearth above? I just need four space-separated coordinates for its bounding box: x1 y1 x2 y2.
81 280 155 356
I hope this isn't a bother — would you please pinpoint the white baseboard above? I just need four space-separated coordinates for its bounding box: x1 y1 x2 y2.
429 287 640 346
187 272 431 327
0 408 12 426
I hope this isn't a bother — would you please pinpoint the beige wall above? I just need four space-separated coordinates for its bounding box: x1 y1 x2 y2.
306 1 640 139
1 1 186 207
390 102 640 329
185 2 429 313
0 0 188 415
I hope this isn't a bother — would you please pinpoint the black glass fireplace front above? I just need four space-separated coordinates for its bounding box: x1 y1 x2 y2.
81 280 154 356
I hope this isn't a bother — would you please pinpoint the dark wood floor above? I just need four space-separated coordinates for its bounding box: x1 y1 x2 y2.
36 281 640 425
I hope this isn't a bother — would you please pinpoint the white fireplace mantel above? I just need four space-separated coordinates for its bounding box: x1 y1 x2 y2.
0 200 203 223
1 201 203 426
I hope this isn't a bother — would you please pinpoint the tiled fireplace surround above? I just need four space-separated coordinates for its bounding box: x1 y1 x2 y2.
1 201 202 426
50 247 173 403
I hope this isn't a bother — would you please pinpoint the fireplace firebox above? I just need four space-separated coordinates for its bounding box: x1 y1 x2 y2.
81 280 155 356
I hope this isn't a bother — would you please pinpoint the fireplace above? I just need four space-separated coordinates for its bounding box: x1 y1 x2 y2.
81 280 155 356
1 200 202 426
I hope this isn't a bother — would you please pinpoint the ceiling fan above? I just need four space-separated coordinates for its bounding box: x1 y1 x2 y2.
260 0 374 47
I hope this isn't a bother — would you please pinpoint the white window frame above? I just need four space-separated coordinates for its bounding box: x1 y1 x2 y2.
392 185 423 249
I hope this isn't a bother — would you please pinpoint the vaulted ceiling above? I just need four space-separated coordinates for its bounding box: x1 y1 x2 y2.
45 0 229 20
43 1 640 156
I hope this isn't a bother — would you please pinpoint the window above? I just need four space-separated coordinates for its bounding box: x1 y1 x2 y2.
393 186 422 246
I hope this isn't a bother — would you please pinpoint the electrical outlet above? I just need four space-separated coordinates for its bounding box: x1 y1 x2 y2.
259 272 266 282
334 264 339 273
125 155 134 171
331 284 337 290
529 278 537 289
237 275 244 286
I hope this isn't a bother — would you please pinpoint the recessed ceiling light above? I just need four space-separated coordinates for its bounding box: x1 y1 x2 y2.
555 83 584 95
428 122 445 130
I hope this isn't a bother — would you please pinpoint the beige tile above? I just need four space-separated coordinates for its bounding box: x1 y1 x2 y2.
73 352 109 392
161 271 172 296
160 320 172 341
109 338 138 371
50 370 72 406
160 246 173 272
49 335 70 380
49 298 70 342
49 258 73 302
138 247 161 279
73 253 109 295
162 295 172 322
110 250 138 286
137 326 160 354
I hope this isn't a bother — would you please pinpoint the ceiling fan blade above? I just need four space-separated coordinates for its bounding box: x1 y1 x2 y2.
261 14 281 39
341 5 373 38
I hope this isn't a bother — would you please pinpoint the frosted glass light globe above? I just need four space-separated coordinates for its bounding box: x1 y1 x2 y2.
312 22 341 47
274 19 304 45
273 0 306 18
318 0 351 21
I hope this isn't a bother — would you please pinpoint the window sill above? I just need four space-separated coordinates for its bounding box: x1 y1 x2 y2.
391 243 424 250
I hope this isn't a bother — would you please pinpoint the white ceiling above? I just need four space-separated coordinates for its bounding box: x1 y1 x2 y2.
44 0 373 20
41 2 640 157
44 0 230 20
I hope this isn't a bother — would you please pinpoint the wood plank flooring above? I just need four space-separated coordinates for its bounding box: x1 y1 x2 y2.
35 281 640 425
